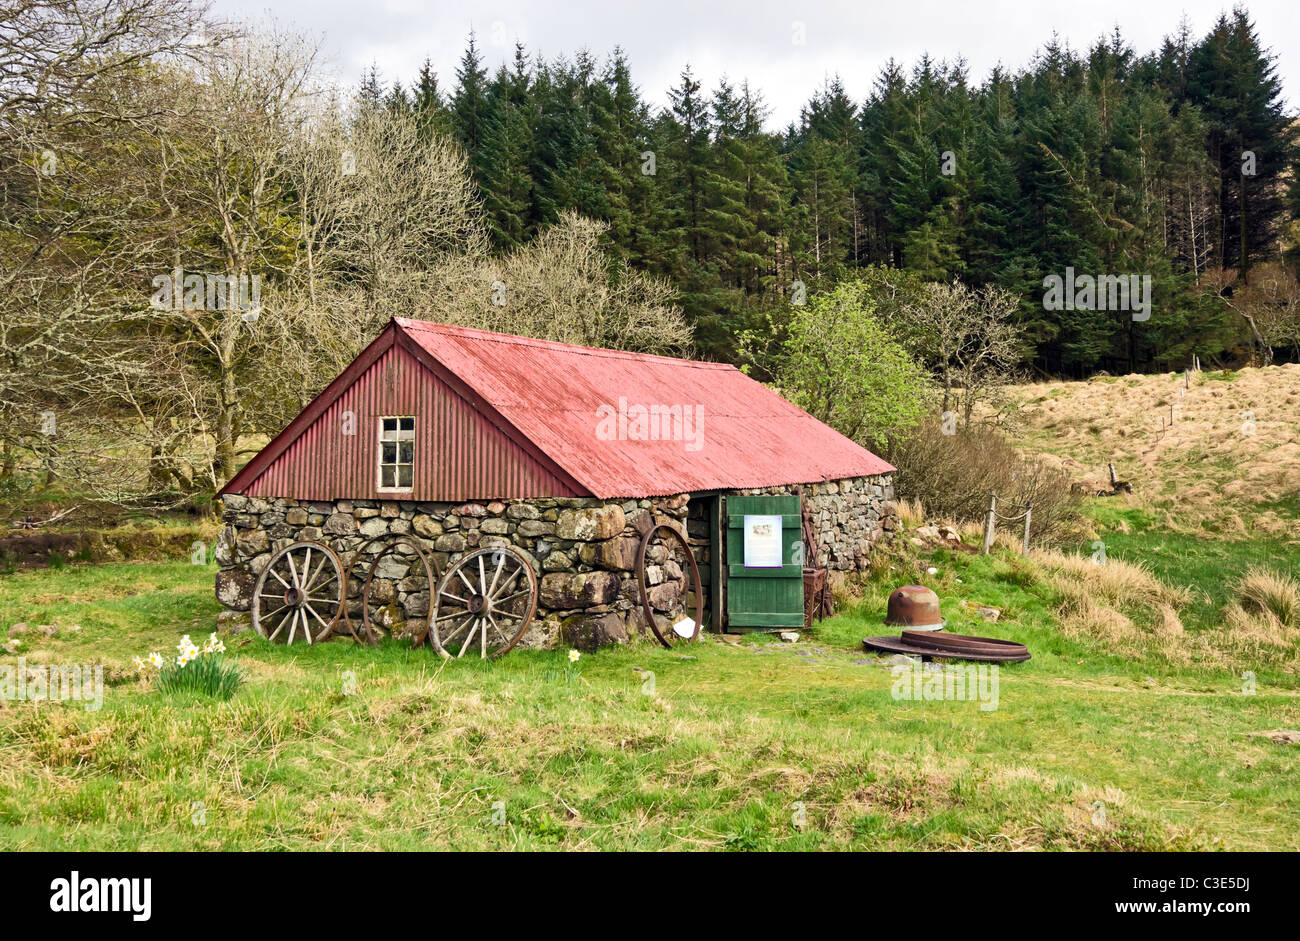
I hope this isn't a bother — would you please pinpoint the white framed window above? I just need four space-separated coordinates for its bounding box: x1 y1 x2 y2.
377 416 415 491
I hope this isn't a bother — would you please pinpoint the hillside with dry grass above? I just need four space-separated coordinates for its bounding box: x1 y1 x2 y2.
936 366 1300 676
1006 364 1300 541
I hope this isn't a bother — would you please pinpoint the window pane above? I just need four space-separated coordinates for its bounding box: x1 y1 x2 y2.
382 418 397 435
397 465 413 488
381 442 397 463
380 465 395 488
399 417 414 432
398 441 413 463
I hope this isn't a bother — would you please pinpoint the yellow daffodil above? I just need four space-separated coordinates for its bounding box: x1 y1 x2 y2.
132 656 144 671
568 649 581 663
147 652 162 668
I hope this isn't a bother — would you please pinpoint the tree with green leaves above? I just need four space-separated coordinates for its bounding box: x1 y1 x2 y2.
763 280 928 448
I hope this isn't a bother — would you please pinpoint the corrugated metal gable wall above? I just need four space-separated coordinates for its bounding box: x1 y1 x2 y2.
243 345 579 501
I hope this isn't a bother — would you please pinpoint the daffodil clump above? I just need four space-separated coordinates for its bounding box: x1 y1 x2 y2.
146 633 242 700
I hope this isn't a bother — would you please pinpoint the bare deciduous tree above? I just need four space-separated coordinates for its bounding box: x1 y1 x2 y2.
895 280 1024 427
1207 264 1300 365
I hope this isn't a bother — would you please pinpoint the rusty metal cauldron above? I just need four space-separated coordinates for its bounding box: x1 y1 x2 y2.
883 585 945 632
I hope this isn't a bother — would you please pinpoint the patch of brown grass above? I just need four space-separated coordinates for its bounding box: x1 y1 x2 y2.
1002 364 1300 540
1236 566 1300 628
1034 550 1195 662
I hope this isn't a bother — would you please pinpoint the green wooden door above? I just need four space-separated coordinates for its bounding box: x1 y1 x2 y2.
725 495 804 630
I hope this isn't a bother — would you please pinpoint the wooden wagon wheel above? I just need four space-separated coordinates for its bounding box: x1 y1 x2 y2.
251 541 344 645
430 546 538 659
636 523 703 649
360 535 439 647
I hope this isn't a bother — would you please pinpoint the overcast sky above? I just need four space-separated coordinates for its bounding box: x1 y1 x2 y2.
210 1 1298 127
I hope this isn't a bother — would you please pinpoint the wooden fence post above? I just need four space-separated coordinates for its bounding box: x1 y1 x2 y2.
981 491 997 554
1022 504 1033 555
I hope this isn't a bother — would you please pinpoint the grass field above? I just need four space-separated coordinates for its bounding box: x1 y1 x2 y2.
2 367 1297 851
1 539 1297 851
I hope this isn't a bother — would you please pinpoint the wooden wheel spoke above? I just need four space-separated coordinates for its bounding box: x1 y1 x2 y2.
303 562 333 596
440 589 471 606
457 620 479 658
456 568 477 595
440 613 475 641
489 569 522 603
299 548 313 594
486 613 510 644
304 603 333 638
486 554 506 598
269 567 292 591
493 586 531 607
266 605 294 641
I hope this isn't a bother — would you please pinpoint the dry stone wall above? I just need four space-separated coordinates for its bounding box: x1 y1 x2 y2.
215 493 692 651
734 475 896 571
214 473 893 649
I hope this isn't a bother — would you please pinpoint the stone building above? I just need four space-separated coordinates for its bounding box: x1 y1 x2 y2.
215 318 896 649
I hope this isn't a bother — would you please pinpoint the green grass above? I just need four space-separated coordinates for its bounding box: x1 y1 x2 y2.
1 556 1297 851
1088 504 1300 633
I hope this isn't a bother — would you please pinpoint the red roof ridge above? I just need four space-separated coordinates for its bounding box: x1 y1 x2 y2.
394 317 735 369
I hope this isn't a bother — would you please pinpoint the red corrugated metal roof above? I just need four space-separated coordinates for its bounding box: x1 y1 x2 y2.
394 318 893 498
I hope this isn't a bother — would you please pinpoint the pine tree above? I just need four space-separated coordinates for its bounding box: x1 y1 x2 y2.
1187 8 1296 272
480 52 536 249
413 58 452 139
451 32 490 173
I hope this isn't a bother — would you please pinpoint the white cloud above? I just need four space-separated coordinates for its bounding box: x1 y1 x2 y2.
211 0 1298 125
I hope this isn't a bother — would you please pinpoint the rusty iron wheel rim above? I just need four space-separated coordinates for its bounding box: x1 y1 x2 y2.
353 534 439 648
862 630 1031 663
430 546 538 659
636 522 703 649
252 541 344 645
339 534 389 644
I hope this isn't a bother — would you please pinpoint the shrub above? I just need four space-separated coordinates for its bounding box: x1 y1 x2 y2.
752 280 929 448
880 417 1085 544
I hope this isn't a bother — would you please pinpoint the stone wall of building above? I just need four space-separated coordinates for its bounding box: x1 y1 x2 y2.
736 474 897 571
214 473 894 649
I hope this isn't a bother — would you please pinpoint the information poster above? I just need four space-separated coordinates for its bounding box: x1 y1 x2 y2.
743 514 784 568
